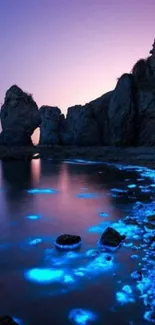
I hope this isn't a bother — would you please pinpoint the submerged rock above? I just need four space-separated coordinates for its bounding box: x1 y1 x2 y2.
99 227 126 249
0 85 41 145
55 234 81 250
0 316 19 325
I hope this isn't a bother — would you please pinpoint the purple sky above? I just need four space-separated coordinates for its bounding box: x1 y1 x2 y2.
0 0 155 115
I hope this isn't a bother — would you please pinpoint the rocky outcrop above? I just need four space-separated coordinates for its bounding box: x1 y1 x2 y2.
60 92 113 146
1 40 155 148
0 85 41 145
60 104 101 146
39 106 61 145
136 88 155 146
108 74 136 146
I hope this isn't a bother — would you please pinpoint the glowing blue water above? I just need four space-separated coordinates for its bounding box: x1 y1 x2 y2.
0 160 155 325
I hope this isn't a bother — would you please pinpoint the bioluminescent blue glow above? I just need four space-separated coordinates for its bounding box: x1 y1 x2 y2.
86 253 114 273
131 271 142 280
111 188 128 193
127 184 137 189
13 317 23 325
123 242 133 248
27 188 58 194
99 212 109 217
116 291 135 305
25 268 64 284
112 220 142 238
88 222 111 233
76 193 99 199
131 255 139 260
28 238 43 245
85 249 99 258
122 285 132 294
25 215 40 220
55 241 81 250
144 310 155 323
63 274 75 283
136 277 151 294
68 309 97 325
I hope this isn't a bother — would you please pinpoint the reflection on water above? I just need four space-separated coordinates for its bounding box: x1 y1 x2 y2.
31 158 41 185
0 159 154 325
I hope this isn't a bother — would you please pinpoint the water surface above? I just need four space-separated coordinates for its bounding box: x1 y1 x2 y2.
0 159 154 325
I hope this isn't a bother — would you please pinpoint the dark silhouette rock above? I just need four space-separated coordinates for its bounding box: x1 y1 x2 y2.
99 227 125 249
55 234 81 250
89 91 113 145
0 316 19 325
0 85 41 145
39 106 61 145
108 74 136 146
136 89 155 146
60 104 101 146
0 129 33 146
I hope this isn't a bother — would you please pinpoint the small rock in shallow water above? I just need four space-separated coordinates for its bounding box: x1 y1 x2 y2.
55 234 81 250
0 316 19 325
99 227 125 250
148 215 155 222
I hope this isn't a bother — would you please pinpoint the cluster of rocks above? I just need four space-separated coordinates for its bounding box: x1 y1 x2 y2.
1 40 155 147
54 227 125 251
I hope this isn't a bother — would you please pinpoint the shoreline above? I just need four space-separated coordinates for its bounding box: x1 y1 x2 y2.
0 145 155 169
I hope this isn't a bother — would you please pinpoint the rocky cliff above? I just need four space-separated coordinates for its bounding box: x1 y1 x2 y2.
1 40 155 147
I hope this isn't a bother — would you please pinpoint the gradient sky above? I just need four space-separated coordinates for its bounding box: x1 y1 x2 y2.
0 0 155 115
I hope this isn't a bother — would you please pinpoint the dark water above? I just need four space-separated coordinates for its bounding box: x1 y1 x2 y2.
0 159 155 325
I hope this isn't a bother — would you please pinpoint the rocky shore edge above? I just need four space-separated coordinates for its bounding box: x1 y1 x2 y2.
0 145 155 169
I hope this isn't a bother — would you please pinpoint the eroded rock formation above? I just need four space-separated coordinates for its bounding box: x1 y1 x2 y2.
39 106 61 145
0 85 41 145
1 40 155 147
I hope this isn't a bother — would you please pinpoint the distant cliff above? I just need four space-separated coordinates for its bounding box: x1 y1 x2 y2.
0 40 155 147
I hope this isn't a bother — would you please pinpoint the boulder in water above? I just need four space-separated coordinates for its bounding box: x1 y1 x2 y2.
55 234 81 250
99 227 125 250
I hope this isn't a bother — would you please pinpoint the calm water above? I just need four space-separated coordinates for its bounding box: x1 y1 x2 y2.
0 159 155 325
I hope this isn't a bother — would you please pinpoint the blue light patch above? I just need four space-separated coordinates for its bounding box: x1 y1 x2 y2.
25 215 40 220
13 318 23 325
55 241 81 250
99 212 109 217
28 238 43 246
68 309 97 325
127 184 137 189
76 193 99 199
116 291 135 305
27 188 58 194
122 285 132 294
25 268 64 284
63 274 75 283
144 310 155 323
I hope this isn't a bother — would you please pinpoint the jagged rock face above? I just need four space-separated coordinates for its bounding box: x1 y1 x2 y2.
136 90 155 146
39 106 61 145
90 91 113 144
0 85 41 145
108 74 136 146
60 104 101 146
